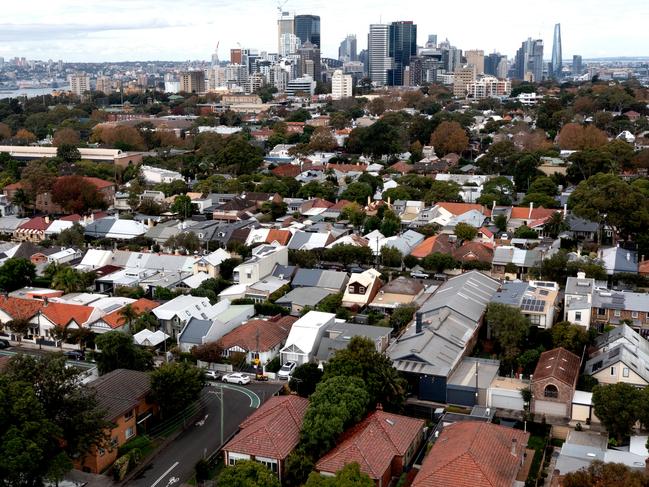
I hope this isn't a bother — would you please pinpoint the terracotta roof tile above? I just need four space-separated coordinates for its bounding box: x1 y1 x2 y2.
390 161 415 174
316 411 424 479
437 202 490 216
102 298 159 330
271 165 302 178
41 302 95 328
413 422 529 487
326 163 368 173
17 217 51 232
266 229 292 246
453 242 494 263
532 347 580 387
83 177 115 190
411 234 454 259
0 296 44 320
219 315 297 352
224 395 308 460
509 207 558 220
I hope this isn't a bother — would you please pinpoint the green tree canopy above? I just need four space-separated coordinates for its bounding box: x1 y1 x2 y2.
592 383 642 443
562 460 649 487
217 460 282 487
477 176 515 206
150 362 205 418
289 362 324 397
486 303 529 363
94 331 153 375
304 463 374 487
0 257 36 291
551 321 590 355
454 222 478 241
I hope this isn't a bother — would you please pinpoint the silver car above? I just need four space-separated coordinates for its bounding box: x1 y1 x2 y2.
222 373 251 385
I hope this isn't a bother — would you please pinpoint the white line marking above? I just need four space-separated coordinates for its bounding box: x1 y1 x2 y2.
150 461 179 487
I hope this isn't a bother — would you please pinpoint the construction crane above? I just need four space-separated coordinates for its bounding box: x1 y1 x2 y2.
277 0 288 15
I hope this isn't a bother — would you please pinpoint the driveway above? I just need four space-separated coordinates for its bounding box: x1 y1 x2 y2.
128 382 282 487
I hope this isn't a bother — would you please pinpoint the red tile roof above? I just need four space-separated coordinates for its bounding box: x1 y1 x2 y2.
413 422 529 487
17 217 51 232
42 302 95 328
102 298 159 330
436 202 490 216
410 234 454 259
224 395 308 460
266 229 292 246
509 207 558 220
316 411 424 480
639 259 649 275
83 177 115 190
390 161 415 174
0 296 44 320
453 241 494 263
271 165 302 178
532 347 580 387
326 163 368 173
3 182 23 191
329 199 353 211
219 315 297 352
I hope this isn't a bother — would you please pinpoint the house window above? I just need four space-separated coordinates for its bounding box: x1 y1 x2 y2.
229 457 237 466
623 367 630 378
614 310 621 317
632 311 639 319
544 384 559 399
528 314 541 326
598 308 606 316
575 312 582 321
125 427 134 440
610 367 616 376
358 286 366 294
124 409 133 420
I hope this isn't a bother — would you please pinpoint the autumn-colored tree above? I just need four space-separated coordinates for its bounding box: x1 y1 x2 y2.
308 127 337 152
631 149 649 170
15 128 37 144
92 125 146 151
514 129 552 152
156 130 182 148
51 176 108 214
367 98 386 116
430 121 469 156
21 160 57 201
0 122 11 140
53 128 80 147
558 123 608 150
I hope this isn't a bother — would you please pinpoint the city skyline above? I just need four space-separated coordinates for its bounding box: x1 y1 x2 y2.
2 0 648 62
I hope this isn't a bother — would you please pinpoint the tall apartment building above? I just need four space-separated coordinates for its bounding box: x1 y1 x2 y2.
368 24 391 86
180 71 206 93
452 65 477 98
70 74 90 96
439 39 462 73
387 21 417 86
466 76 512 99
298 42 321 82
338 35 357 63
572 55 583 76
95 76 112 94
295 15 320 48
513 38 544 82
331 70 353 100
464 49 485 74
550 23 563 79
279 33 301 57
277 11 295 54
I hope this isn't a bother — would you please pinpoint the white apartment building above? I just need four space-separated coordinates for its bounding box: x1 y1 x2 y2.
70 74 90 96
368 24 391 86
466 76 512 99
331 70 352 100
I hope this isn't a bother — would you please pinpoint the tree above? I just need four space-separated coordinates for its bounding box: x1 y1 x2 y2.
52 127 80 147
304 463 374 487
423 180 463 205
289 363 324 397
300 376 370 457
171 194 195 219
0 122 11 140
513 225 538 239
191 340 224 363
316 292 344 313
165 232 201 253
486 303 529 363
51 175 108 214
562 461 649 487
56 143 81 163
422 252 458 272
1 354 110 485
389 305 416 332
118 304 139 332
551 321 589 355
0 257 36 291
592 383 642 443
558 123 607 150
57 223 85 247
323 336 406 412
543 212 568 239
20 160 56 202
493 214 507 232
308 126 337 152
15 128 37 144
380 245 403 268
217 460 281 487
150 362 205 418
430 121 468 156
93 125 146 151
340 202 366 229
454 222 478 241
379 209 401 237
51 266 93 294
477 176 515 206
341 182 373 205
94 331 153 375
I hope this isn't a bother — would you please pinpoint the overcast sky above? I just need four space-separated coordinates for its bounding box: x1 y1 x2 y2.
2 0 647 62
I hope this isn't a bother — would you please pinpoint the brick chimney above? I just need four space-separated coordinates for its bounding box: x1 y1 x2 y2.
511 438 518 456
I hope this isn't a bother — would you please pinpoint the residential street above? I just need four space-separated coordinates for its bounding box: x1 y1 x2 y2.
128 382 282 487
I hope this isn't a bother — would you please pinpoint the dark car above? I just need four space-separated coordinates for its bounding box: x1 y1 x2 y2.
63 350 85 361
0 339 10 349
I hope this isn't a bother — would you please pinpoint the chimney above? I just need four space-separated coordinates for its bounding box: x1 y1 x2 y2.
44 216 50 224
528 202 534 219
577 271 586 279
511 438 518 456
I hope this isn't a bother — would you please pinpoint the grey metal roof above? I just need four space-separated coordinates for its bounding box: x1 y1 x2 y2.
490 281 529 307
594 324 649 356
276 287 335 307
565 214 599 233
565 276 595 297
84 218 115 238
314 322 390 362
585 343 649 384
292 268 348 291
179 318 213 345
272 265 297 280
287 231 312 250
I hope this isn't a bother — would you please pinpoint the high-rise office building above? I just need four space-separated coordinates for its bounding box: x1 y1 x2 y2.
439 39 462 73
387 21 417 86
572 55 583 76
230 49 243 65
70 74 90 96
298 42 321 82
180 71 206 93
426 35 437 48
368 24 391 86
551 23 562 79
484 53 508 79
331 70 353 100
338 35 357 63
95 76 112 94
211 45 219 68
464 50 485 74
295 15 320 48
277 11 295 54
280 33 301 57
513 38 544 82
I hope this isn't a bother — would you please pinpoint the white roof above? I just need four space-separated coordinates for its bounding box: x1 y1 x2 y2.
47 248 78 260
133 329 169 347
280 311 334 356
105 219 147 239
245 228 270 246
76 249 114 270
202 248 231 266
572 390 592 405
349 268 381 287
152 295 229 321
44 220 75 235
364 229 385 241
182 272 210 289
218 283 247 298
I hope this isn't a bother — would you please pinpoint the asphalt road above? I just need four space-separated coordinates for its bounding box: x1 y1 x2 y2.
129 382 282 487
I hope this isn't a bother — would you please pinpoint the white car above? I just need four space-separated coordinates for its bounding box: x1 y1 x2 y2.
222 373 251 385
278 361 297 380
205 370 220 380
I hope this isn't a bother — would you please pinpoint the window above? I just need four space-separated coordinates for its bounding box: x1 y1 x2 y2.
614 310 621 317
124 409 133 420
528 314 541 326
229 457 237 466
125 427 134 440
632 311 639 319
598 308 606 316
623 367 630 378
544 384 559 399
610 367 616 376
358 286 366 294
575 312 582 321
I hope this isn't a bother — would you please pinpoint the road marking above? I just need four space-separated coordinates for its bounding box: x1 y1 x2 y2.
209 383 261 408
150 461 179 487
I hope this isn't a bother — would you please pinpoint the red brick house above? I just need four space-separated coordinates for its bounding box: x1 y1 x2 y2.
412 422 530 487
315 410 425 487
223 395 309 482
532 347 580 418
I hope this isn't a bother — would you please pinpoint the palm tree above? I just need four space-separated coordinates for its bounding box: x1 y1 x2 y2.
119 304 139 332
544 212 568 239
51 267 84 294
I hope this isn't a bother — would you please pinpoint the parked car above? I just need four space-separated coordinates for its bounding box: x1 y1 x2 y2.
222 373 251 385
205 370 221 381
0 339 10 349
63 350 84 361
278 361 297 380
410 271 430 279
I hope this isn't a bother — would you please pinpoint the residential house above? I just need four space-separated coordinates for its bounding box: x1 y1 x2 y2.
591 288 649 332
412 422 529 487
452 241 494 266
388 271 500 403
564 273 597 329
152 295 229 339
377 230 425 256
491 280 559 329
90 298 159 335
507 205 558 232
84 218 148 240
291 268 349 293
218 315 297 365
233 244 288 285
78 369 156 474
531 348 581 418
245 228 292 247
275 287 336 316
14 216 52 242
279 310 335 365
492 245 542 278
410 234 454 259
223 395 309 482
314 321 391 363
599 246 638 275
212 197 257 222
326 233 369 248
0 296 44 342
584 324 649 387
38 302 103 344
369 276 424 313
412 202 490 228
342 269 382 310
287 230 335 250
315 411 425 487
564 215 600 241
192 248 232 278
393 200 425 226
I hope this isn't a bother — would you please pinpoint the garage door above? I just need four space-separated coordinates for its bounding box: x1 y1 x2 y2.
534 400 567 417
490 392 524 411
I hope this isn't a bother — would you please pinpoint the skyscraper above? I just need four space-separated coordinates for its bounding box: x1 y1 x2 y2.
368 24 391 86
280 33 301 57
485 53 508 78
513 38 544 82
551 23 562 79
277 11 295 54
294 15 320 48
572 55 583 76
464 50 485 74
387 21 417 86
426 35 437 48
298 42 321 82
338 35 357 63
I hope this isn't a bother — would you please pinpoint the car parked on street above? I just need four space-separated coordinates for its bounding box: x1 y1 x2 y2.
205 370 221 381
222 372 251 385
63 350 85 361
277 361 296 380
0 339 10 349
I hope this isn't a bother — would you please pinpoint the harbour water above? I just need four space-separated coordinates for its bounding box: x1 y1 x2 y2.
0 86 69 100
